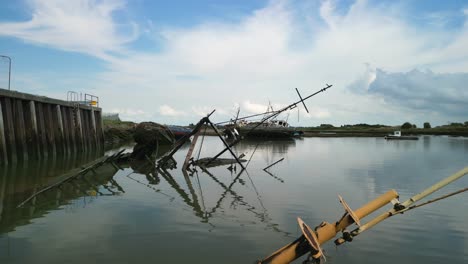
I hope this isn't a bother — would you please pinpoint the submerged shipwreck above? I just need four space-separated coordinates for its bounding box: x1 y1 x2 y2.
6 83 467 264
225 119 304 139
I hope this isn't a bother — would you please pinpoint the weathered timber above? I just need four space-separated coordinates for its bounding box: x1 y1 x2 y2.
0 88 104 162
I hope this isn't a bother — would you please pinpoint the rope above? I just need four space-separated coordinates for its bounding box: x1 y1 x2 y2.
397 187 468 214
246 142 261 168
196 126 208 160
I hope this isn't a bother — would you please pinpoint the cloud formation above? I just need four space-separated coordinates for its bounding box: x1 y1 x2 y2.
368 68 468 116
1 0 468 126
0 0 137 59
159 105 186 117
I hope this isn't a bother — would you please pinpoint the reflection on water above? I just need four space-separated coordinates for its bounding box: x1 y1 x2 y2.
0 136 467 264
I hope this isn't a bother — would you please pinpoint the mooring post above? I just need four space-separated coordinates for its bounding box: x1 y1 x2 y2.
0 99 8 165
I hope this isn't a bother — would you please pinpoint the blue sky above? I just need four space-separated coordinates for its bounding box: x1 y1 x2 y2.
1 0 468 126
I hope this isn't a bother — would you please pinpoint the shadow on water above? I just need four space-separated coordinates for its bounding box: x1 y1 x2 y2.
0 139 290 237
0 149 122 234
0 136 467 263
126 142 291 235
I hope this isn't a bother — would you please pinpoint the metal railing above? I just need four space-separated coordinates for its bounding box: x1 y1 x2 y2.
67 91 99 107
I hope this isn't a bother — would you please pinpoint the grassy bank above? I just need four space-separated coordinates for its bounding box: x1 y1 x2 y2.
103 119 136 148
299 126 468 137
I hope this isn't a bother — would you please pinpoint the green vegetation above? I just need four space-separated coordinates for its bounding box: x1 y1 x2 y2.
103 119 136 147
296 121 468 137
401 122 413 129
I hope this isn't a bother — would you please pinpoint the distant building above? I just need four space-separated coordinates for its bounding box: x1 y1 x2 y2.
102 113 121 121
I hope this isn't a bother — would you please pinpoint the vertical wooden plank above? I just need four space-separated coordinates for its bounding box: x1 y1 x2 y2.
90 108 98 148
0 99 8 165
75 107 85 152
94 110 104 148
84 109 91 150
98 110 105 147
3 98 17 163
61 107 71 155
45 104 57 157
14 99 28 161
28 101 40 160
55 105 65 154
0 165 7 222
80 109 89 152
67 107 76 153
36 102 48 159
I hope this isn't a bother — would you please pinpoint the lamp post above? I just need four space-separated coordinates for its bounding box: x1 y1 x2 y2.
0 55 11 90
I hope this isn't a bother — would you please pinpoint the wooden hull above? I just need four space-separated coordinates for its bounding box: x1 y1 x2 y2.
239 127 303 138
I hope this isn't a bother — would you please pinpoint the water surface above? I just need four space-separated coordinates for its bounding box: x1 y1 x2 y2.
0 136 467 263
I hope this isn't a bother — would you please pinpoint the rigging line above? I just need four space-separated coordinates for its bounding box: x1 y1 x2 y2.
126 174 175 199
246 142 261 168
245 170 267 211
195 170 207 212
196 125 208 160
396 187 468 214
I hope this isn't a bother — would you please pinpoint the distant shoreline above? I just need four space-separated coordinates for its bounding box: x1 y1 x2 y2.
102 120 468 146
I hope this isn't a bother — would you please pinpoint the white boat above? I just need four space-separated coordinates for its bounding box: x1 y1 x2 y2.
385 130 418 140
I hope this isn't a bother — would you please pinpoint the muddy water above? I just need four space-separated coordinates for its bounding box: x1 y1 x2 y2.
0 136 467 264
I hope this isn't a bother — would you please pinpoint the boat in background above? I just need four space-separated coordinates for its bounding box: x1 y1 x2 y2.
168 125 192 139
385 130 419 140
233 119 304 139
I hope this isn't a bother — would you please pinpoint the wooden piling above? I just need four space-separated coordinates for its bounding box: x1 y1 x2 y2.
28 101 40 159
66 107 76 152
0 99 8 165
44 104 57 157
90 108 98 148
61 106 71 155
14 99 28 161
35 102 48 159
75 107 84 152
0 89 104 161
55 105 65 154
2 98 17 163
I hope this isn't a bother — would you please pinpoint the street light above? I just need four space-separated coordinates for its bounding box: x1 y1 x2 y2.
0 55 11 90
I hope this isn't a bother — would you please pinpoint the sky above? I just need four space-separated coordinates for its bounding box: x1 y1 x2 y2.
0 0 467 127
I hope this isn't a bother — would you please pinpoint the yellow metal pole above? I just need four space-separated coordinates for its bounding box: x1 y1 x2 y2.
259 190 398 264
352 166 468 236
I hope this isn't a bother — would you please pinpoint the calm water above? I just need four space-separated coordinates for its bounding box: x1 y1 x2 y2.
0 136 467 263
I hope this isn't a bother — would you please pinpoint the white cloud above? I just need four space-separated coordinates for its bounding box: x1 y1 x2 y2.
0 0 137 59
109 108 150 122
2 0 468 126
242 101 270 114
367 68 468 116
159 105 186 117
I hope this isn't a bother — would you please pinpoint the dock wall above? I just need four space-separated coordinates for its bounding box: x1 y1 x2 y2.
0 88 104 165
